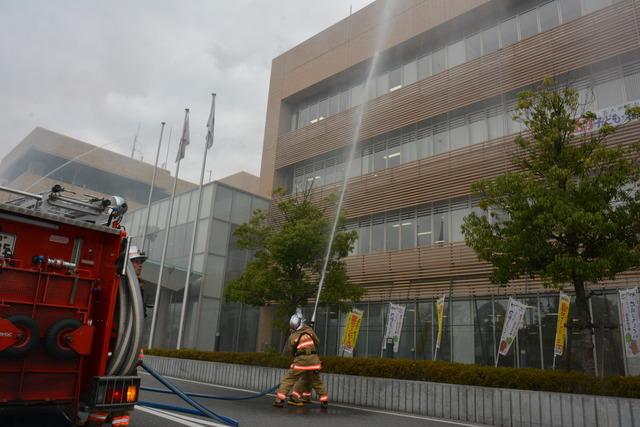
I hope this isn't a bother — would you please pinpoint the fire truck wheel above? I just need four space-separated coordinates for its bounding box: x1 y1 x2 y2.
45 318 83 360
0 315 40 358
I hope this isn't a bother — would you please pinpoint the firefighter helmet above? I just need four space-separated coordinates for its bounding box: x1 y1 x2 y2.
289 309 306 331
128 245 147 262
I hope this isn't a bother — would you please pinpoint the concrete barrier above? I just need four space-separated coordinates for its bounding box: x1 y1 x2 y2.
144 355 640 427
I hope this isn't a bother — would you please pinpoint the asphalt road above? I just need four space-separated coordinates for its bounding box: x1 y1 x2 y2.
130 371 483 427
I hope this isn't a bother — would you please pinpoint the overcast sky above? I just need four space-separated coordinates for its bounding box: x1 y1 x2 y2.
0 0 373 184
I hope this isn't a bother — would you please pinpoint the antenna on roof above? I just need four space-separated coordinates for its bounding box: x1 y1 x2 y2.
130 122 141 158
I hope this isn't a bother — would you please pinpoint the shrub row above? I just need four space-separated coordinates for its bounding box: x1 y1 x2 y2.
145 348 640 399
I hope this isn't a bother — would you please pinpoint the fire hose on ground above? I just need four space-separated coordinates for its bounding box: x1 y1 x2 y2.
105 257 241 425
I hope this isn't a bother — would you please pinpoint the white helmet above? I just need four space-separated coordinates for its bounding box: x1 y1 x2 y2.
289 308 306 331
129 245 147 262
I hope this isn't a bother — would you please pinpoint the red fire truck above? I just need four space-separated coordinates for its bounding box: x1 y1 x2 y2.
0 185 144 426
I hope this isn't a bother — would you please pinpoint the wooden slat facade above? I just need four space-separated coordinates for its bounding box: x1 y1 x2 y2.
263 0 640 301
275 1 640 170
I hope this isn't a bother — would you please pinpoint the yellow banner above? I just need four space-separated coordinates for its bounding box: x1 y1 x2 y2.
340 309 363 356
436 296 445 350
554 292 571 356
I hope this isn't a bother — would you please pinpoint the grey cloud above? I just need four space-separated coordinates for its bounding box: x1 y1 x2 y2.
0 0 374 184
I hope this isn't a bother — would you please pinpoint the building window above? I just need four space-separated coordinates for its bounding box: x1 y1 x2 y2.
417 205 432 247
433 121 449 155
583 0 611 14
539 1 560 32
371 215 385 253
432 48 447 74
465 33 482 61
389 67 402 92
403 60 417 86
482 26 500 55
417 54 432 80
358 218 371 254
386 211 400 252
376 72 389 97
594 78 625 108
519 9 540 39
447 40 465 68
560 0 582 22
401 209 416 249
499 18 519 48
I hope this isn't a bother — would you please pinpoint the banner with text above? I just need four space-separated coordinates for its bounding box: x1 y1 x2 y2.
498 297 527 356
554 292 571 357
382 303 406 353
619 287 640 358
575 99 640 134
435 296 446 350
340 309 364 357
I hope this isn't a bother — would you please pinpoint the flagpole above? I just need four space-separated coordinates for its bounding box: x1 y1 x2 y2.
177 94 216 349
148 109 189 348
140 122 166 252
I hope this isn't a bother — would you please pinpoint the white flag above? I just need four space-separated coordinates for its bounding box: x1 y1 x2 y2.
176 109 190 162
619 288 640 358
382 303 406 353
498 297 527 356
206 94 216 150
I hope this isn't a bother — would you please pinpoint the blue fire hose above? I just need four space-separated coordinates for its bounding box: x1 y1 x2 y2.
138 361 239 426
141 384 279 400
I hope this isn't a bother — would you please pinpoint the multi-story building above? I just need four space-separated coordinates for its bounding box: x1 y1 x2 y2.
260 0 640 374
123 173 270 351
0 127 195 209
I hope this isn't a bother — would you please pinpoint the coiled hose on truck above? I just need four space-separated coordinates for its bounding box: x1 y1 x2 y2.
106 260 144 376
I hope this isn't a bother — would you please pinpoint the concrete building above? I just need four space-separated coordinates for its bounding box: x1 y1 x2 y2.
259 0 640 374
123 175 270 351
0 127 195 209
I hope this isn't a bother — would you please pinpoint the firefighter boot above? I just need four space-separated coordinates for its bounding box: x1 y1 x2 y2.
273 398 285 407
320 395 329 409
301 393 311 404
288 392 304 407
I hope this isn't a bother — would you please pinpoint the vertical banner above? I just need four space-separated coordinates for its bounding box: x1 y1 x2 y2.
498 297 527 356
435 296 446 350
382 303 406 353
554 292 571 356
619 288 640 358
340 309 364 357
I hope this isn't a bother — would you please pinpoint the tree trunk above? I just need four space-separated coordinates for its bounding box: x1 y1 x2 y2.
573 277 596 375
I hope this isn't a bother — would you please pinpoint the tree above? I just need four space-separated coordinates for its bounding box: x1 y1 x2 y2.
462 78 640 374
224 188 364 330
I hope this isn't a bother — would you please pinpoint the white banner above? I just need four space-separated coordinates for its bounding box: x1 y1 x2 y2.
619 288 640 358
575 99 640 134
498 297 527 356
382 303 406 353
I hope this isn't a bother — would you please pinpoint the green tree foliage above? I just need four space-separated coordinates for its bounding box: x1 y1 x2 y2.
462 78 640 373
224 188 364 329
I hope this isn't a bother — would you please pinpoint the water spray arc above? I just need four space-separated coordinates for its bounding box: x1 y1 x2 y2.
311 2 395 324
24 141 119 192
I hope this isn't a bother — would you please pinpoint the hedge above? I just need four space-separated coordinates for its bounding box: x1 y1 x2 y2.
145 348 640 399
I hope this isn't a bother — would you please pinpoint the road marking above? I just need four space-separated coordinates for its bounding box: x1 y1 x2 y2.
146 407 229 427
135 405 226 427
139 371 482 426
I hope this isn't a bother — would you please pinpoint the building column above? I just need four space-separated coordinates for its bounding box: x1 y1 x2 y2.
256 305 276 352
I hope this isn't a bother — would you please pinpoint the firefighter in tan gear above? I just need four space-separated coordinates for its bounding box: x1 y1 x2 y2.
273 310 329 408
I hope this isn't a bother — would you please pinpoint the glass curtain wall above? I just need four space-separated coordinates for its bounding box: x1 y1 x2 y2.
293 288 634 376
122 183 270 350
